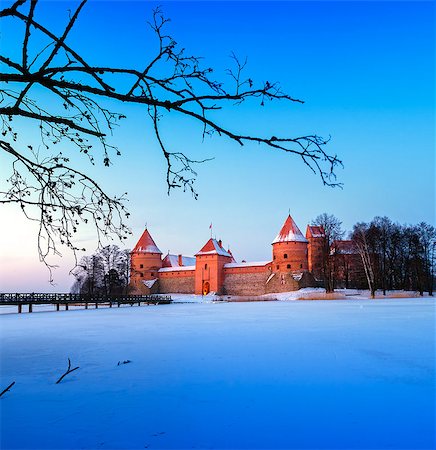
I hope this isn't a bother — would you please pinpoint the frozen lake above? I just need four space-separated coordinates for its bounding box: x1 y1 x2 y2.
1 298 435 449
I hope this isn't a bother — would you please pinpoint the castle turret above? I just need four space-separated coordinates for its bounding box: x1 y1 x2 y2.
272 214 308 272
130 227 162 291
195 238 232 295
306 225 325 280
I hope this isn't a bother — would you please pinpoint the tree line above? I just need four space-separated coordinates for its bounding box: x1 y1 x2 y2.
71 245 130 295
313 214 436 297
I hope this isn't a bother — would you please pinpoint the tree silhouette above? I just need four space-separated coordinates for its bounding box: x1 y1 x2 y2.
0 0 342 279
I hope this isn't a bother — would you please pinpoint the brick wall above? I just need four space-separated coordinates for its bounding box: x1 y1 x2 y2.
265 272 300 293
159 274 195 293
222 270 316 296
222 272 270 296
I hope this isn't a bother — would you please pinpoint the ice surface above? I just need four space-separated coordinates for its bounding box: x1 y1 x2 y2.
1 298 435 449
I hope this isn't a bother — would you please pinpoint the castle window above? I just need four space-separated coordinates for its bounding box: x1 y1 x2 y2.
287 264 291 269
140 264 144 269
151 273 154 277
273 255 276 260
205 263 208 270
276 265 279 270
300 264 303 269
140 272 144 278
284 254 288 259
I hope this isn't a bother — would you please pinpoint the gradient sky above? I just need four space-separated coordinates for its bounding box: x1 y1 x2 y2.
0 1 434 292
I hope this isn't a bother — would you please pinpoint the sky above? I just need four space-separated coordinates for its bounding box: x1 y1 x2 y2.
0 0 434 292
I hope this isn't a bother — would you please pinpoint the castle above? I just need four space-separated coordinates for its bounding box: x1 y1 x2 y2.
129 214 363 296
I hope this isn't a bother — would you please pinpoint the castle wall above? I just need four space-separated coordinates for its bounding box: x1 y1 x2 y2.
222 265 271 295
159 270 195 294
222 265 315 296
265 272 300 293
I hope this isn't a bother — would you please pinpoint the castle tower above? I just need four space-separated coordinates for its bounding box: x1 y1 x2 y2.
272 214 308 272
195 238 232 295
306 225 325 280
130 227 162 291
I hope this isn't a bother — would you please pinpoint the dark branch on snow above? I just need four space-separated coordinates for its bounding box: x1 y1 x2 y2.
55 358 80 384
0 381 16 398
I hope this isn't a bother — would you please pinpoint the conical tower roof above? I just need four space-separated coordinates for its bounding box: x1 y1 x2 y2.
132 228 162 254
195 238 231 257
272 215 308 244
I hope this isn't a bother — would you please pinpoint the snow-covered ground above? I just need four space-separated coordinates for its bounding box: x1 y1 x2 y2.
1 298 435 449
0 289 427 316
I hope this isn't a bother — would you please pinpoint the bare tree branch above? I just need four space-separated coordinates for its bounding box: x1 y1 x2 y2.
0 1 342 279
0 381 16 398
55 358 79 384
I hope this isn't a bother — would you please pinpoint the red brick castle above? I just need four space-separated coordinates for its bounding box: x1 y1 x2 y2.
130 214 361 296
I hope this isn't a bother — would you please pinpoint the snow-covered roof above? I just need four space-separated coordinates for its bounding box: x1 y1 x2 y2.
132 228 162 254
142 279 158 288
227 248 237 263
272 215 308 244
306 225 325 239
195 238 232 257
163 254 196 268
224 260 271 269
333 240 358 255
158 265 195 273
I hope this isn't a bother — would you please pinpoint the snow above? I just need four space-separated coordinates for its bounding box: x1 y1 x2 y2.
132 229 162 254
307 225 325 238
272 215 308 244
272 231 308 243
134 243 161 253
1 297 435 449
158 265 195 273
142 279 158 288
164 254 196 267
224 260 271 268
196 239 232 257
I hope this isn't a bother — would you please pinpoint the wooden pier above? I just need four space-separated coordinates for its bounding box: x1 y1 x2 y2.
0 293 172 313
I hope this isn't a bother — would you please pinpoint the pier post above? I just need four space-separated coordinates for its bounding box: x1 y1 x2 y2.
18 304 22 314
28 304 33 313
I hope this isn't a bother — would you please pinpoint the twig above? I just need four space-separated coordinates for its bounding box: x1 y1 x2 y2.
0 381 15 398
55 358 79 384
117 359 131 366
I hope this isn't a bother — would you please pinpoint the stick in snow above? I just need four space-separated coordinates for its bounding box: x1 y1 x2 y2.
117 360 132 366
56 358 80 384
0 381 15 398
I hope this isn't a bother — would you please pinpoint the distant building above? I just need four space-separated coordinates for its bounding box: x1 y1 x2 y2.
129 214 364 295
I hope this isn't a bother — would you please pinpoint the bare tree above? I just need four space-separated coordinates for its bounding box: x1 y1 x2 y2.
312 213 344 293
71 245 129 295
70 254 104 295
0 1 342 279
351 222 377 298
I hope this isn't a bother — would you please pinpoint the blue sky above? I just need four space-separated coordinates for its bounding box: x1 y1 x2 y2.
0 1 434 291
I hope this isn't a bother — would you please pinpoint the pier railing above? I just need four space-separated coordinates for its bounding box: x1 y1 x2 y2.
0 293 172 313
